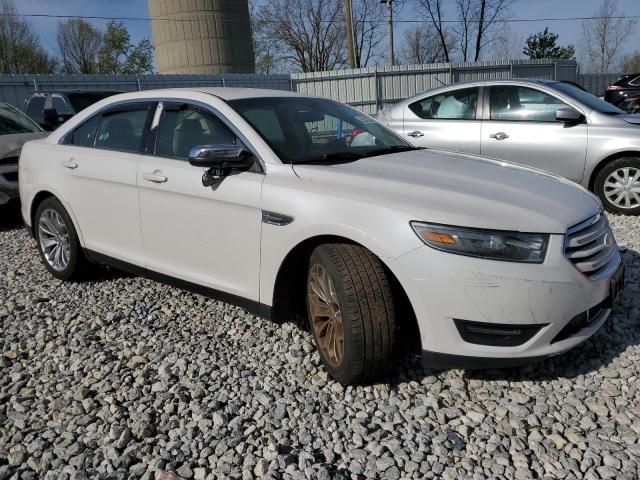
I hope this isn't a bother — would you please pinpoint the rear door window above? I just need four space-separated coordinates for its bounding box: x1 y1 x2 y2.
409 88 479 120
94 104 152 153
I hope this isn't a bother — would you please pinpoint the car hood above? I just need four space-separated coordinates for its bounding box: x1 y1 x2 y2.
292 149 600 234
0 132 47 159
619 113 640 125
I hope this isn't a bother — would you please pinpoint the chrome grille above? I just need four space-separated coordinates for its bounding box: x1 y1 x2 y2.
564 211 619 281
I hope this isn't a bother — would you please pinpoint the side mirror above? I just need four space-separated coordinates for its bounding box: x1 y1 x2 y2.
188 144 253 170
556 107 583 123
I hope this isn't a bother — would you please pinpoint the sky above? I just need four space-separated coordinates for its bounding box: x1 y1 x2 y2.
15 0 640 70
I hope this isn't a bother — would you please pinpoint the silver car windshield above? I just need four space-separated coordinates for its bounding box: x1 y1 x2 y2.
0 104 42 135
229 97 415 164
551 82 625 115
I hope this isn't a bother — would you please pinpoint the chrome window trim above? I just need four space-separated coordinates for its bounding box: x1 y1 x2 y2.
59 97 267 173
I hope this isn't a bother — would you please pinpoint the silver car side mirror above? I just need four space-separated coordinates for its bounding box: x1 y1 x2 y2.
556 107 583 123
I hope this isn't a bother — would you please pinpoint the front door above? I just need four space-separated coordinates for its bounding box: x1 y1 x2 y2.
480 85 588 183
403 86 482 154
58 102 154 265
138 102 264 301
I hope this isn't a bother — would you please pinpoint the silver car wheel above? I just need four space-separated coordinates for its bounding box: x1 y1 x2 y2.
38 208 71 271
603 167 640 209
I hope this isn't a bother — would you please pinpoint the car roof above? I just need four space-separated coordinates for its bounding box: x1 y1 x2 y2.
398 78 561 105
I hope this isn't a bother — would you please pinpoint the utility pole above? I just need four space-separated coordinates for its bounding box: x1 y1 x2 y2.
344 0 357 68
381 0 394 66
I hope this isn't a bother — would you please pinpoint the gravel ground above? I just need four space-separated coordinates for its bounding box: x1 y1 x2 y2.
1 200 639 480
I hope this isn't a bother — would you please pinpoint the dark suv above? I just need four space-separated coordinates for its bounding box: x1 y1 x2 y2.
604 74 640 113
24 90 121 131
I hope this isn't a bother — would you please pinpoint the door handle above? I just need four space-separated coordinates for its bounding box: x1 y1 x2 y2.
62 158 78 169
489 132 509 141
143 171 168 183
407 130 424 138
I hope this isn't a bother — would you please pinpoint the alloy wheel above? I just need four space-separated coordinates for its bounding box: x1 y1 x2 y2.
38 208 71 271
603 167 640 209
307 263 344 367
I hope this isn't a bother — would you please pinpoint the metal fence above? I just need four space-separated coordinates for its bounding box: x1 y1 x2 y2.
577 73 621 96
0 62 623 115
292 59 578 114
0 73 292 110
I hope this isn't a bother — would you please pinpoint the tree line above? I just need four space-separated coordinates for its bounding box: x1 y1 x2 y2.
0 0 637 76
252 0 639 74
0 0 153 75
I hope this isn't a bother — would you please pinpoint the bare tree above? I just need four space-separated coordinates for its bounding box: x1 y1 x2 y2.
417 0 451 62
582 0 636 73
487 24 524 60
619 51 640 73
57 19 102 74
350 0 386 67
256 0 345 73
0 0 57 74
418 0 512 62
400 24 454 64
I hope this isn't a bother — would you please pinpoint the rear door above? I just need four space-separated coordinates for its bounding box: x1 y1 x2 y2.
480 85 588 183
402 86 482 154
58 101 155 265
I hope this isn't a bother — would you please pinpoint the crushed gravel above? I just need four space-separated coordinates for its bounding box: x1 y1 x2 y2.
1 201 639 480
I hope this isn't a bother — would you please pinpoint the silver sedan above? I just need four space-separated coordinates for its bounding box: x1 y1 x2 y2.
379 79 640 215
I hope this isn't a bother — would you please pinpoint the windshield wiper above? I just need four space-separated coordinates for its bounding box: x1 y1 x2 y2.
362 145 424 158
292 151 366 164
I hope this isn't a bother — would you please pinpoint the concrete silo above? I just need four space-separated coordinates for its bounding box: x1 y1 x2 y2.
147 0 255 74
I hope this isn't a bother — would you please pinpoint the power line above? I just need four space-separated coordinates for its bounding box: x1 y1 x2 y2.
5 12 640 24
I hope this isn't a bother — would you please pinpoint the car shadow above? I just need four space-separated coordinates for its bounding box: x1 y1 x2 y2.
0 200 24 232
388 247 640 386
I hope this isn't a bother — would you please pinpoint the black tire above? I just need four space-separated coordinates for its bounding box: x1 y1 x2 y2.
307 243 397 385
34 197 89 280
594 157 640 215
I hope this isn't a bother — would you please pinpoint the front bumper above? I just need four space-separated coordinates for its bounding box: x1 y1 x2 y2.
0 164 19 205
394 234 622 366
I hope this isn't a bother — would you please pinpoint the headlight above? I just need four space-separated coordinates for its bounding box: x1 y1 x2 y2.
411 222 548 263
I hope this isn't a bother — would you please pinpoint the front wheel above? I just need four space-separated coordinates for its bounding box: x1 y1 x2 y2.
307 244 397 385
594 157 640 215
34 197 89 280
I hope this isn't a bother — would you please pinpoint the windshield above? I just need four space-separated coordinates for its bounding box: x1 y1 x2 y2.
0 104 42 134
228 97 413 164
551 82 625 114
67 92 118 112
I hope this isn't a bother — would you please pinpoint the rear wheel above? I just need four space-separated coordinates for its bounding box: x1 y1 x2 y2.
594 157 640 215
34 197 89 280
307 244 397 385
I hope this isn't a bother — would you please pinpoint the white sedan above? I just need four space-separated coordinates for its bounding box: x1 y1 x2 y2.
19 88 624 385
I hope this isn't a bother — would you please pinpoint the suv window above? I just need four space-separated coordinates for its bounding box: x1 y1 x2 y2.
155 104 237 160
409 88 478 120
94 105 151 153
490 86 567 122
51 96 72 115
26 96 45 124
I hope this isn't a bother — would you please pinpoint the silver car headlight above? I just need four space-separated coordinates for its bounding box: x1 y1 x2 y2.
411 222 549 263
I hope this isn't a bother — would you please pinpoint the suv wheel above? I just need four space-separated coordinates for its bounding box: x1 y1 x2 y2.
307 244 397 385
594 157 640 215
34 197 89 280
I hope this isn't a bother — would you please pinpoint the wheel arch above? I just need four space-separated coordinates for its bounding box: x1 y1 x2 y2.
29 190 85 247
270 234 422 354
588 150 640 191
